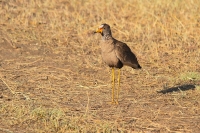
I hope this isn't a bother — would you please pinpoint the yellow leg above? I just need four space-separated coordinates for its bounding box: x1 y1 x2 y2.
111 68 115 103
116 69 120 104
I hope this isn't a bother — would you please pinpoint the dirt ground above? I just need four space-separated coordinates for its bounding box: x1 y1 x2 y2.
1 0 200 133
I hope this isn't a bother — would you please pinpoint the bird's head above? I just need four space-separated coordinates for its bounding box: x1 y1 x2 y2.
94 23 112 36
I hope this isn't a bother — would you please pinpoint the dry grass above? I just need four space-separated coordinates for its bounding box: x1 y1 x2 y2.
0 0 200 132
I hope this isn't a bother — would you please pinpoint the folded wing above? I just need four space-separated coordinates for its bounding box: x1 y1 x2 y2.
114 39 141 69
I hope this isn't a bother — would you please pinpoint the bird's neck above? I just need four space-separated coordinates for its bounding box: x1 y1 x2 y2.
102 34 113 40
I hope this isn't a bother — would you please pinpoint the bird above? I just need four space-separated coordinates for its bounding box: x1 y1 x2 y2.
94 23 142 104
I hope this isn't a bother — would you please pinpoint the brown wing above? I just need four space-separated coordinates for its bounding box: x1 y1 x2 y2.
114 39 141 69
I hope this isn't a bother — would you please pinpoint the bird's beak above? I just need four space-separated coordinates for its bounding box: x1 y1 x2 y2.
94 28 103 33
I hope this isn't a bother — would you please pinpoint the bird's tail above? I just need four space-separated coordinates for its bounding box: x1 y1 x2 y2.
138 64 142 69
132 64 142 69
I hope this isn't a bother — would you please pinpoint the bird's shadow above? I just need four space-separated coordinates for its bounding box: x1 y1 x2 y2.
157 84 196 94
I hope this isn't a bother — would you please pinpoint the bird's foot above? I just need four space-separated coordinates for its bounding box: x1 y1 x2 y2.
108 100 119 105
115 100 119 105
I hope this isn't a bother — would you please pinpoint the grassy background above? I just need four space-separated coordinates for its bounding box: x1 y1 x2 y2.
0 0 200 132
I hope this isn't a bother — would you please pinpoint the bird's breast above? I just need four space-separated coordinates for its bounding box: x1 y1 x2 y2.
99 39 122 68
99 40 115 53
